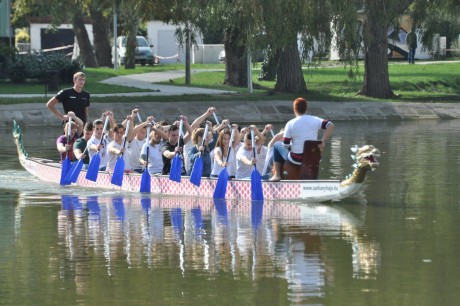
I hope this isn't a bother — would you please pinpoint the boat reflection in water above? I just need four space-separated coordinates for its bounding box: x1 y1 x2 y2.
18 194 381 301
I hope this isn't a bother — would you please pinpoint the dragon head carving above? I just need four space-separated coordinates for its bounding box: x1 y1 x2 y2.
353 145 380 171
341 145 380 186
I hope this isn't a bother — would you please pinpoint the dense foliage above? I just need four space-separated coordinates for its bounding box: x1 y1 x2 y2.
3 50 82 83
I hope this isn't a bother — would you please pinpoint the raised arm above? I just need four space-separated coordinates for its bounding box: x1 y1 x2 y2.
153 123 168 140
214 119 230 134
121 115 135 142
268 130 284 148
65 111 84 136
230 124 240 149
259 124 274 146
132 116 153 135
190 107 216 130
182 116 193 144
249 125 263 146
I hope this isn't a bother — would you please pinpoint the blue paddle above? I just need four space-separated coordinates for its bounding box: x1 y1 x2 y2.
171 208 183 235
113 197 125 221
111 120 130 187
169 119 183 183
251 200 264 229
250 129 264 201
66 147 88 183
141 197 151 214
60 117 73 186
140 126 151 193
87 196 101 220
192 207 203 228
213 198 228 224
189 124 209 187
86 116 110 182
64 153 80 183
213 128 235 199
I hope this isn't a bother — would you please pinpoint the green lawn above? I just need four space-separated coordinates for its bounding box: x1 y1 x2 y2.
1 61 459 104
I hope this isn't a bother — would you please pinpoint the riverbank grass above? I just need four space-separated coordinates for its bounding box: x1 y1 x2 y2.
0 61 458 104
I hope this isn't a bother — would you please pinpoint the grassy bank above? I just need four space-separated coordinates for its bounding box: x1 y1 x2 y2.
0 61 459 104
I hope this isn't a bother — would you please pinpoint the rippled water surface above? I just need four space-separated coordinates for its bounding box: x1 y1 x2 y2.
1 120 460 305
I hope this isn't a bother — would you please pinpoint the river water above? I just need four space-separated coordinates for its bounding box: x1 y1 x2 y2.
1 120 460 305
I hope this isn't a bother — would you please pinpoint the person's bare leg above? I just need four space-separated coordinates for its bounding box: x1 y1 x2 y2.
269 162 281 181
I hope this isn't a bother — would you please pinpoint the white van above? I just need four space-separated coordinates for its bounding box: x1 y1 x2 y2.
112 36 158 66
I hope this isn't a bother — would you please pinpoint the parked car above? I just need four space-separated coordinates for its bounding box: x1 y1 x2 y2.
112 36 158 66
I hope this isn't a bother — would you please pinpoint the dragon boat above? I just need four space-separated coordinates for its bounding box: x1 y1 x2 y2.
12 120 380 202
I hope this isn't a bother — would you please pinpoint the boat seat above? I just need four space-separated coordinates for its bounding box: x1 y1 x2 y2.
281 140 322 180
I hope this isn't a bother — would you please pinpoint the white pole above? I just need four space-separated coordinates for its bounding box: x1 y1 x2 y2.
247 49 253 93
113 1 118 70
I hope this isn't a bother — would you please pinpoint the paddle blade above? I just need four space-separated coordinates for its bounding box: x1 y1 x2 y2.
140 170 151 193
69 159 84 183
111 157 125 187
191 207 203 230
251 200 264 229
213 198 228 224
169 154 182 182
251 168 264 201
85 154 101 182
213 167 229 199
189 157 203 187
63 160 78 184
60 157 72 186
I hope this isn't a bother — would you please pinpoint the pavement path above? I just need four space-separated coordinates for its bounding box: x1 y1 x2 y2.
0 69 234 98
99 69 234 96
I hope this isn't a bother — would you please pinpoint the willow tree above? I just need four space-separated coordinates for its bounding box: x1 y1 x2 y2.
148 0 205 84
199 0 263 87
326 0 402 98
115 0 140 69
168 0 204 85
410 0 460 52
258 0 335 93
89 0 113 67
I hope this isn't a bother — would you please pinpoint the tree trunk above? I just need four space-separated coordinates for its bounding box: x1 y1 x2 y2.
275 39 306 93
223 28 247 87
90 8 112 67
72 12 97 68
360 0 394 98
125 23 138 69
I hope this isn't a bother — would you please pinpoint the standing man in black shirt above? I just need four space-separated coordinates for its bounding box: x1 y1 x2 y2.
46 71 90 124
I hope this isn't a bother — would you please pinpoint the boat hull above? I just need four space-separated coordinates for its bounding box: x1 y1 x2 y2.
18 155 341 201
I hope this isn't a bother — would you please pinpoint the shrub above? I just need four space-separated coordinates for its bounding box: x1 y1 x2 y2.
0 44 16 79
6 51 83 83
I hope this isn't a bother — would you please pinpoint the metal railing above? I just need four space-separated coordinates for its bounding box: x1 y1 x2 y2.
16 43 31 53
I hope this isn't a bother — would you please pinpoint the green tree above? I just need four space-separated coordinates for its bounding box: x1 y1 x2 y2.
202 0 261 87
258 0 332 93
410 0 460 55
89 0 113 67
13 0 97 67
327 0 410 98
